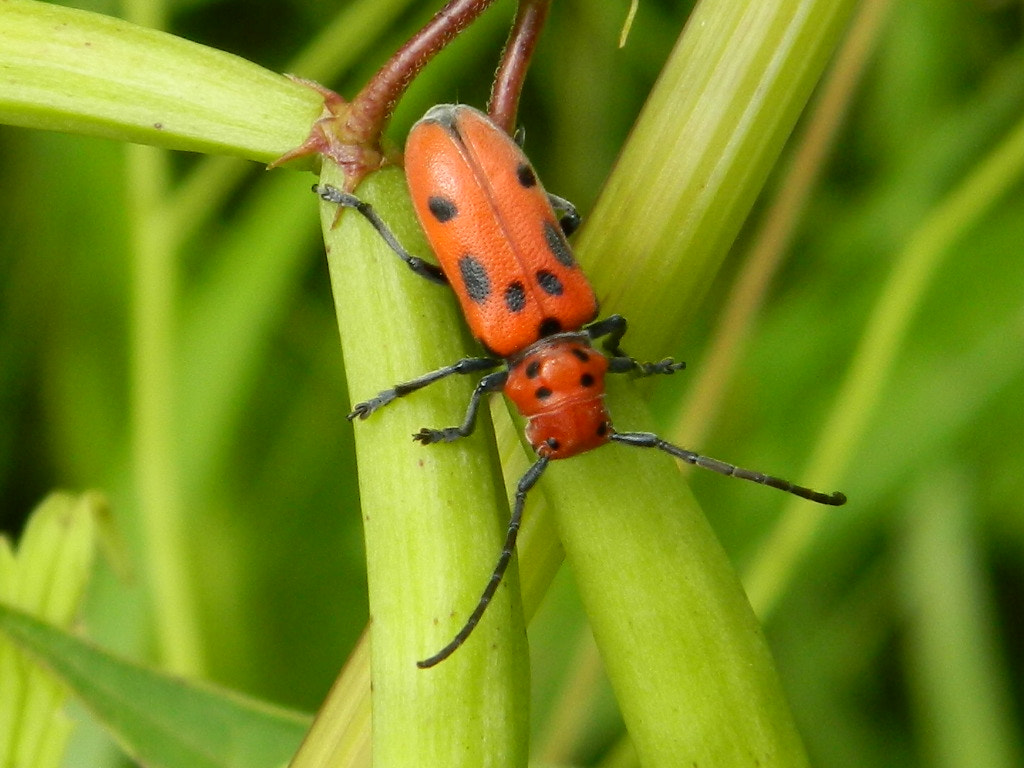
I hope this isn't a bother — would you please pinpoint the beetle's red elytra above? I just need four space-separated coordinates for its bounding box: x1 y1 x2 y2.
407 105 598 358
314 104 846 669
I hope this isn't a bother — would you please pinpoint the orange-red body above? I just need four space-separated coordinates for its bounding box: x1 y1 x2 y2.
504 335 611 459
312 102 844 669
403 104 613 459
405 105 598 359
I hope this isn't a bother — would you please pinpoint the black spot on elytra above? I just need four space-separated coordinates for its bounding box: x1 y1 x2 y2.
580 373 595 388
538 317 562 337
459 255 490 303
505 281 526 313
525 360 541 378
517 163 537 188
536 270 563 296
596 422 608 437
543 220 575 268
535 387 552 400
571 347 590 362
428 195 458 222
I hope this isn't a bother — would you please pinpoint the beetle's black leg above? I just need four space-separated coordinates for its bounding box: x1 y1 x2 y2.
349 357 500 421
417 455 550 668
586 315 685 375
607 356 686 377
314 183 448 285
585 314 629 357
546 192 581 237
414 370 510 444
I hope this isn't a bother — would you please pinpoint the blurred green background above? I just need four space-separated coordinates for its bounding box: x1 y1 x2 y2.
1 0 1022 766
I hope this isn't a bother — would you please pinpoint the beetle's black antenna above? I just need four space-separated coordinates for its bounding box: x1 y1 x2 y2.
610 432 846 506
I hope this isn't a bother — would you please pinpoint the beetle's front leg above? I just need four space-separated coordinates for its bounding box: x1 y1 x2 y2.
585 314 629 357
314 183 449 285
588 315 685 376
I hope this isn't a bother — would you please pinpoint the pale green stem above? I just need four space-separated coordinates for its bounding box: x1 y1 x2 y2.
166 0 420 243
673 0 892 450
126 143 205 675
316 164 529 768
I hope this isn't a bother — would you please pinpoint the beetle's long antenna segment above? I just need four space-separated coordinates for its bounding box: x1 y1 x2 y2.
417 455 550 668
610 432 846 506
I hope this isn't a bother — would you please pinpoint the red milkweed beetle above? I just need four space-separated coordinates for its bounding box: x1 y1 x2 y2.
315 103 846 668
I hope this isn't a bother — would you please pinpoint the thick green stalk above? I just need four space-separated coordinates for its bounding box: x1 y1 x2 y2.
537 0 858 764
317 163 529 768
540 407 809 767
578 0 858 358
0 0 321 161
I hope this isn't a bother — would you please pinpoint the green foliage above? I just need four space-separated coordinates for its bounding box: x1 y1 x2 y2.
1 0 1022 767
0 492 101 768
0 602 310 768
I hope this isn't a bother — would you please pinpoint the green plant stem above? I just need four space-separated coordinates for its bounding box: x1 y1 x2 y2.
317 163 529 768
126 143 204 675
540 390 809 767
673 0 892 450
0 0 321 161
124 0 201 682
290 403 561 768
577 0 858 359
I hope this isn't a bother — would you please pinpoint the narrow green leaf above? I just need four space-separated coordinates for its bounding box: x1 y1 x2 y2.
0 0 322 162
0 603 311 768
0 491 102 768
